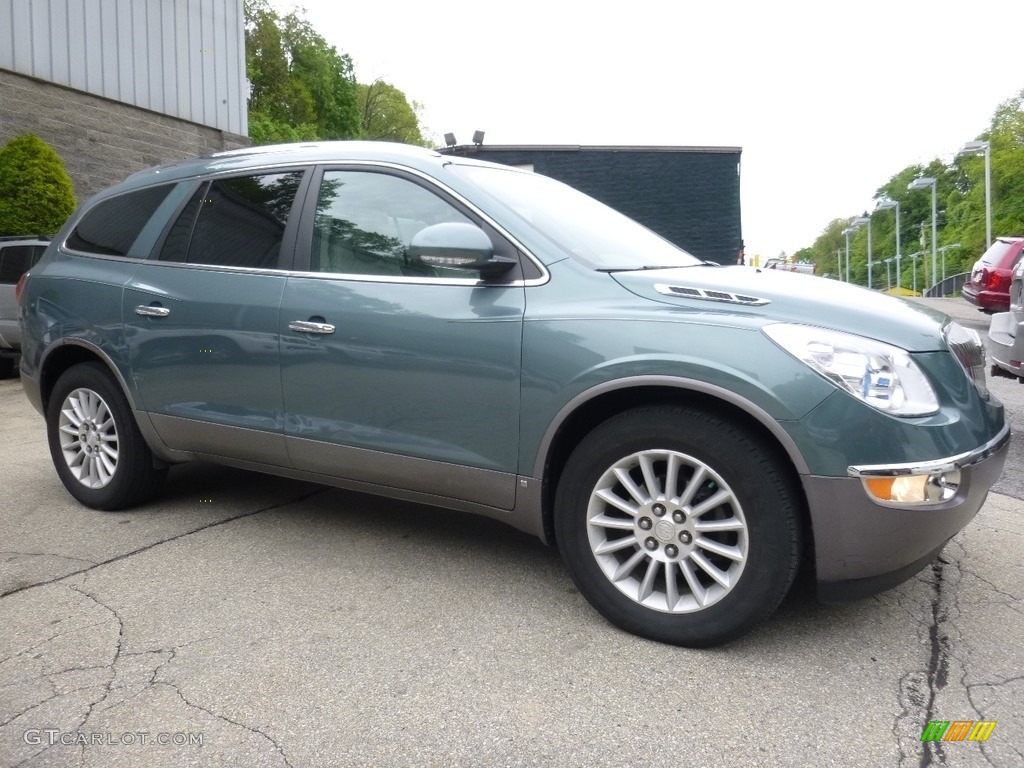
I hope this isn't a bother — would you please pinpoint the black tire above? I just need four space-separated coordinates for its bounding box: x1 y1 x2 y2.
0 356 14 379
554 405 802 647
46 362 166 510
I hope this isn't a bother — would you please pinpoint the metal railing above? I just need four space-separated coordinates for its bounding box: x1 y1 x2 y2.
923 272 970 298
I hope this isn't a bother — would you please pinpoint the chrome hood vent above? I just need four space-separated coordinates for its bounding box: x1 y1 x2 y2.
654 283 771 307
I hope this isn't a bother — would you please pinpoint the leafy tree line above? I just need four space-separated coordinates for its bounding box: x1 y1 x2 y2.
795 88 1024 291
244 0 427 147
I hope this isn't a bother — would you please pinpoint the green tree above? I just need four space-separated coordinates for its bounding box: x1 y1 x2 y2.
358 80 429 146
0 133 76 235
807 218 853 278
243 0 360 144
946 89 1024 266
282 12 360 139
796 88 1024 291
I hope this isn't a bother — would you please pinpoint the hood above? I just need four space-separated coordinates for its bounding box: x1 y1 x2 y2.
611 265 951 352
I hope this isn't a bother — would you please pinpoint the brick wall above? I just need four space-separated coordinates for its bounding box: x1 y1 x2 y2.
0 69 250 205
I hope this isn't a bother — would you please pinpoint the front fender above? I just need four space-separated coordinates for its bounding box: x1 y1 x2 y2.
519 319 835 475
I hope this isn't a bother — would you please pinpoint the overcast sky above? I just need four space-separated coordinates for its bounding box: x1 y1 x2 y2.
283 0 1023 260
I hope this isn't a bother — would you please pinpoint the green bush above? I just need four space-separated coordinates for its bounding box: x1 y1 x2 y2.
0 133 76 236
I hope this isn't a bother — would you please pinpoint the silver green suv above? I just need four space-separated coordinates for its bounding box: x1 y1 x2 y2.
18 142 1009 646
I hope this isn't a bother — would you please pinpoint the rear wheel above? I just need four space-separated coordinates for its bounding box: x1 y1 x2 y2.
46 362 166 509
555 405 802 647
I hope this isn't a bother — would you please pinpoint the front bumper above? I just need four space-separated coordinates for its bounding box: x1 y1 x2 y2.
987 311 1024 380
805 424 1010 600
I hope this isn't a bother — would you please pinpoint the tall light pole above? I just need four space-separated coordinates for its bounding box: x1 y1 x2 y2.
836 249 842 279
853 215 873 289
907 250 924 295
908 177 937 295
937 242 962 283
957 140 991 248
842 227 855 283
875 199 901 292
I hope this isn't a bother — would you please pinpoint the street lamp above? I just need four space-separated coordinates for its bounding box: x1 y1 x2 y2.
842 227 855 283
875 199 901 292
936 242 962 283
852 215 873 289
907 251 924 295
908 177 937 295
956 140 991 248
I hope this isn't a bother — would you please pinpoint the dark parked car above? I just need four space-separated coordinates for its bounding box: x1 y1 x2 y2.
18 142 1009 646
0 235 49 377
962 237 1024 313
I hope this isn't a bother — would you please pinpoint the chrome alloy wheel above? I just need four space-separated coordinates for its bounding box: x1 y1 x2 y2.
57 387 120 489
587 449 748 613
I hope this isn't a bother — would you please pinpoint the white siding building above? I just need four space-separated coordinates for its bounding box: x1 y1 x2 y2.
0 0 250 200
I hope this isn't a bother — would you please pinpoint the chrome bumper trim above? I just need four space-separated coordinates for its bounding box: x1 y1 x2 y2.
847 423 1011 478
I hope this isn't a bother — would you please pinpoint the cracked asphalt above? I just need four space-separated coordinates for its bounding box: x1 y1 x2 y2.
2 297 1021 767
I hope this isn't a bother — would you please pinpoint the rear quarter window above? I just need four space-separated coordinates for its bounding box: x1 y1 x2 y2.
65 185 174 256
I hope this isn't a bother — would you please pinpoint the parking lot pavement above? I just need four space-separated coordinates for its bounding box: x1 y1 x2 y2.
2 368 1021 767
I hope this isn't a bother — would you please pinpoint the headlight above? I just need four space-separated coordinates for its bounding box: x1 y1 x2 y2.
763 324 939 416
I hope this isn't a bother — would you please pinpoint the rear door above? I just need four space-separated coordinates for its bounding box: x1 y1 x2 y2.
123 170 308 466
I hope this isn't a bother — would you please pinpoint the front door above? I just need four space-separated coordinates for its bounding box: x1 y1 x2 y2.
280 168 525 508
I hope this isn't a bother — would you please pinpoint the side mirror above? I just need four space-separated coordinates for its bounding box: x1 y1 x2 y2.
408 222 515 276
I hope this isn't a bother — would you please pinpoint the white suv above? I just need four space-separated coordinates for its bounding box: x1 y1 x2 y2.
0 235 49 377
987 255 1024 382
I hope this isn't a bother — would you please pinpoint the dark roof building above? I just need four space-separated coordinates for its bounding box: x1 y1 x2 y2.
441 143 742 265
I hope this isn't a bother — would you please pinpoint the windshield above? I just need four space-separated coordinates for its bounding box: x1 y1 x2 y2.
450 163 701 270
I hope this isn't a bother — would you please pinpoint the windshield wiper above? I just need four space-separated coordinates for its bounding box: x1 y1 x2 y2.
600 263 702 273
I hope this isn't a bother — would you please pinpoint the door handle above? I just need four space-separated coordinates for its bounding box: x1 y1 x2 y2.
135 305 171 317
288 320 335 335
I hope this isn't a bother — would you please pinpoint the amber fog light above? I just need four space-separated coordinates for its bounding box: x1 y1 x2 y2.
863 470 961 505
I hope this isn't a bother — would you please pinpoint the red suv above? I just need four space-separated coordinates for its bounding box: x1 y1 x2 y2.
963 237 1024 313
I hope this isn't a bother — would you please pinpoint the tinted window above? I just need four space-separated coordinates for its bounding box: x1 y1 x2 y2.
0 245 46 283
66 185 173 256
311 171 476 278
158 187 204 263
159 172 303 269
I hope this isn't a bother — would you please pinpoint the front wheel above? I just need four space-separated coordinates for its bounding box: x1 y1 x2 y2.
555 405 802 647
46 362 166 509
